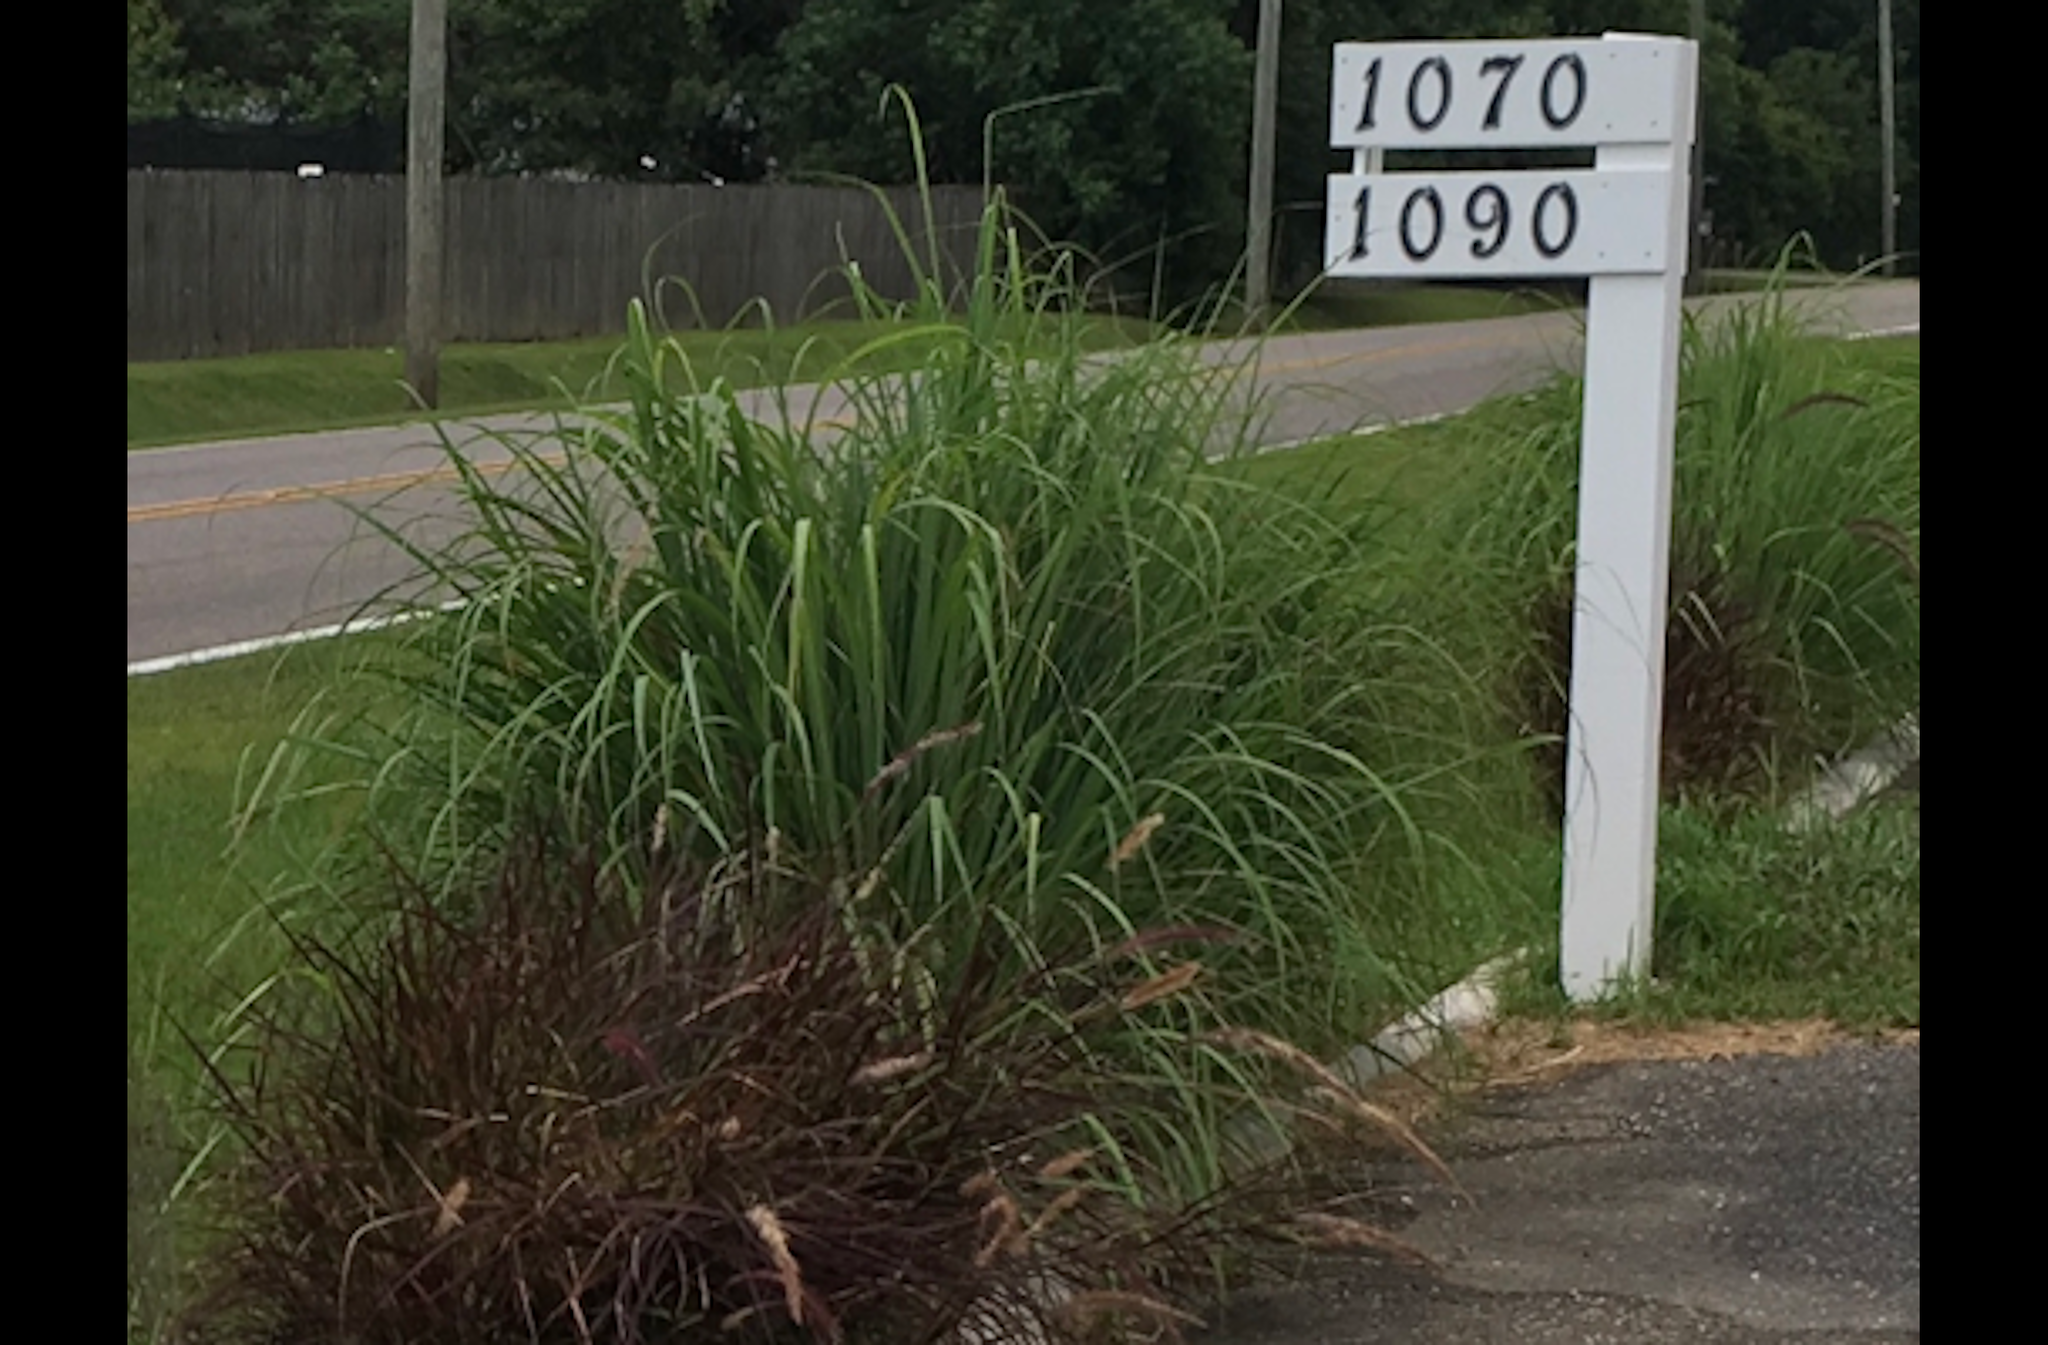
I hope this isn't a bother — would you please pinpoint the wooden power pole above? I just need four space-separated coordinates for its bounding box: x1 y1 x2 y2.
406 0 447 407
1245 0 1282 324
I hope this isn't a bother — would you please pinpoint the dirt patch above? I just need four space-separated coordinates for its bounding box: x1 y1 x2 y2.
1356 1018 1921 1133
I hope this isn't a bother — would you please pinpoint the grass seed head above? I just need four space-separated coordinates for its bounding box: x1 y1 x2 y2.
1119 961 1203 1012
849 1051 934 1086
1109 813 1166 870
1202 1026 1462 1195
744 1203 806 1326
1291 1211 1436 1267
1036 1148 1094 1180
1055 1289 1205 1333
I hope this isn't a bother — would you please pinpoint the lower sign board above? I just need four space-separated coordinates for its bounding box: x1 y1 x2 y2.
1324 167 1673 279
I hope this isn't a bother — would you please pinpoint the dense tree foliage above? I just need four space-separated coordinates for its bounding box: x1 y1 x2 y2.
771 0 1254 289
130 0 1921 285
128 0 211 117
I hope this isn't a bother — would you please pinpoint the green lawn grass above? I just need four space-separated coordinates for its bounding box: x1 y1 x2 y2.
129 637 400 1339
1495 789 1920 1032
127 314 1159 449
1642 793 1919 1027
127 641 388 1050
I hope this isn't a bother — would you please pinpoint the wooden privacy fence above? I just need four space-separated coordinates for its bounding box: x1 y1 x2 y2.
127 171 986 362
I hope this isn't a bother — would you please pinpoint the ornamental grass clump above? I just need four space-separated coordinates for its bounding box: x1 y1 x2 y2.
216 100 1479 1341
258 111 1463 1060
1412 256 1919 811
181 826 1455 1344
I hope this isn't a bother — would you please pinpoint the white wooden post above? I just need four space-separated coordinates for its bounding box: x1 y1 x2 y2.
1559 39 1697 997
1322 33 1698 1002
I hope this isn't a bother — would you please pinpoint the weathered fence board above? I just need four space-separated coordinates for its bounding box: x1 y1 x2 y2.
128 171 983 361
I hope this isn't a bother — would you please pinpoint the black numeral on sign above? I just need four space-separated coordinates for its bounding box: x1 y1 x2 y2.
1352 47 1597 139
1541 54 1588 129
1399 187 1445 260
1480 55 1523 130
1350 185 1372 258
1465 184 1510 258
1533 182 1578 257
1343 179 1584 268
1356 57 1382 131
1407 57 1451 131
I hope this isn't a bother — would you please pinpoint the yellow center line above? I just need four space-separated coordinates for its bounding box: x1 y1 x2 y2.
126 454 552 525
125 334 1526 527
127 408 866 525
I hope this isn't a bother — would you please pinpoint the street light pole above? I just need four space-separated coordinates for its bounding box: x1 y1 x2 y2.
1245 0 1282 324
406 0 447 408
1878 0 1897 275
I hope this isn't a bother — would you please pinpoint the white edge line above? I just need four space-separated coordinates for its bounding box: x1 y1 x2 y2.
1844 322 1920 341
126 600 464 678
1220 950 1523 1170
1253 409 1454 458
1784 713 1920 832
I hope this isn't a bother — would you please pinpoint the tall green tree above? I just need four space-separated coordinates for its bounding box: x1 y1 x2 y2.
150 1 772 181
128 0 191 117
1709 0 1917 269
769 0 1254 300
449 0 731 178
157 0 408 122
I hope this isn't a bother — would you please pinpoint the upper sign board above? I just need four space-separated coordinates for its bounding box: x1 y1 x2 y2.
1329 37 1688 150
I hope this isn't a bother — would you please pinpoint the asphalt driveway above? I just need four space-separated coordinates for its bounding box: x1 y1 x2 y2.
1197 1037 1920 1343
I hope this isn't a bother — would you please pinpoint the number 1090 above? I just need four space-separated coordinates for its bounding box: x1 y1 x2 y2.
1323 169 1672 279
1351 178 1578 262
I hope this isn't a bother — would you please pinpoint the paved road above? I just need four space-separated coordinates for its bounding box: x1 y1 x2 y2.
1198 1041 1920 1344
127 282 1920 665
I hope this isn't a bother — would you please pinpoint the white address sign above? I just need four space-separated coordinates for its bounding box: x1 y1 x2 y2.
1324 167 1675 278
1330 37 1686 149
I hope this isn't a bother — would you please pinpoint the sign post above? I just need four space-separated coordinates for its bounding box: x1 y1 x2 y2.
1322 33 1698 1001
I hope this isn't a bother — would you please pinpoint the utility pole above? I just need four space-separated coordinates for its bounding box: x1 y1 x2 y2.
1685 0 1707 294
1878 0 1897 275
1245 0 1282 324
406 0 447 408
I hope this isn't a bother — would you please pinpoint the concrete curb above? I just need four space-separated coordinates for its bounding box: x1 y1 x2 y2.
1219 952 1526 1172
1334 952 1525 1092
1785 713 1920 832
